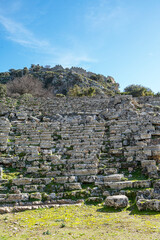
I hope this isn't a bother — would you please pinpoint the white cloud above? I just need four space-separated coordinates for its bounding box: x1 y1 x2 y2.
0 14 95 67
0 15 49 49
86 0 128 32
55 51 96 68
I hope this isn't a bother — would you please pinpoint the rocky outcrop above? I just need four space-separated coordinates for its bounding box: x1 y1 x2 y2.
0 65 120 96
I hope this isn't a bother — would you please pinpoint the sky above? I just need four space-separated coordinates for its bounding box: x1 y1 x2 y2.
0 0 160 93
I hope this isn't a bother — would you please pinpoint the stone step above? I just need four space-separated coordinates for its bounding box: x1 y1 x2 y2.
74 169 98 176
104 168 118 175
73 163 98 169
99 163 121 168
12 178 52 186
104 180 151 190
103 174 124 182
68 158 98 164
23 185 45 193
152 132 160 137
64 183 82 191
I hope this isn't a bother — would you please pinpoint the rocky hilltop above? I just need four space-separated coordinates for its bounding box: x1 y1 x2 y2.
0 65 119 96
0 94 160 213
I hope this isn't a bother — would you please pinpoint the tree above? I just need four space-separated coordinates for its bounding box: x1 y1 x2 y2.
7 75 52 97
124 84 154 97
155 92 160 96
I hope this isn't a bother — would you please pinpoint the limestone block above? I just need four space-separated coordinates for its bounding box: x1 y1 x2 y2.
74 163 97 169
141 160 156 168
109 149 122 155
146 165 157 173
0 207 11 213
74 169 98 176
24 185 38 192
86 197 103 203
103 191 110 197
42 149 52 155
40 165 51 171
54 176 68 183
133 180 151 188
78 175 97 183
51 159 66 165
140 134 151 139
46 171 61 177
105 195 128 208
143 150 152 156
40 141 52 149
30 192 42 200
50 193 56 199
0 194 6 201
6 193 29 202
104 174 124 182
137 199 160 211
0 146 7 151
27 167 39 173
105 181 133 190
12 178 32 186
51 155 62 160
104 168 118 175
16 112 27 120
64 183 82 191
68 176 77 183
152 150 160 157
0 167 2 179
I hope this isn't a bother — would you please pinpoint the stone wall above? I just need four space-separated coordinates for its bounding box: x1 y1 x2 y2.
0 95 160 212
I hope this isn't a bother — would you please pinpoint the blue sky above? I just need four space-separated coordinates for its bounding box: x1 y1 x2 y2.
0 0 160 92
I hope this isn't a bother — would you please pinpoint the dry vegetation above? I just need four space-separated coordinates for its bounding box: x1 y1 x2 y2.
6 75 52 97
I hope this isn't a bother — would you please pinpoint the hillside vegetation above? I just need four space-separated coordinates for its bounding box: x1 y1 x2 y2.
0 65 120 97
0 64 159 98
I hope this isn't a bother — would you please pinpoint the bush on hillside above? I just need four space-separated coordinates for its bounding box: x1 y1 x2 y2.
0 84 7 98
124 84 154 97
155 92 160 96
7 75 52 97
68 85 95 97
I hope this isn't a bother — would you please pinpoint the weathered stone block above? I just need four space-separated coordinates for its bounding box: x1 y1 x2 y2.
30 192 42 200
105 195 128 208
104 174 124 182
6 193 29 202
137 199 160 211
12 178 32 186
64 183 82 191
105 181 133 190
27 167 39 173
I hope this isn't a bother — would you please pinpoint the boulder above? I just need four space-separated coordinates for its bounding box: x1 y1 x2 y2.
137 199 160 211
105 195 129 209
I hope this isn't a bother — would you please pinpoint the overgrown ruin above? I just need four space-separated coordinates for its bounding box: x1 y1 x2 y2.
0 95 160 213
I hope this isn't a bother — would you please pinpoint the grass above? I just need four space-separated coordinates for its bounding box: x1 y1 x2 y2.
0 203 160 239
121 169 148 181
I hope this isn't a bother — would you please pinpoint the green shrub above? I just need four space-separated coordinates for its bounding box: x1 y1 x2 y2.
155 92 160 96
21 93 33 100
0 84 7 98
56 93 65 97
124 84 154 97
68 85 95 97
